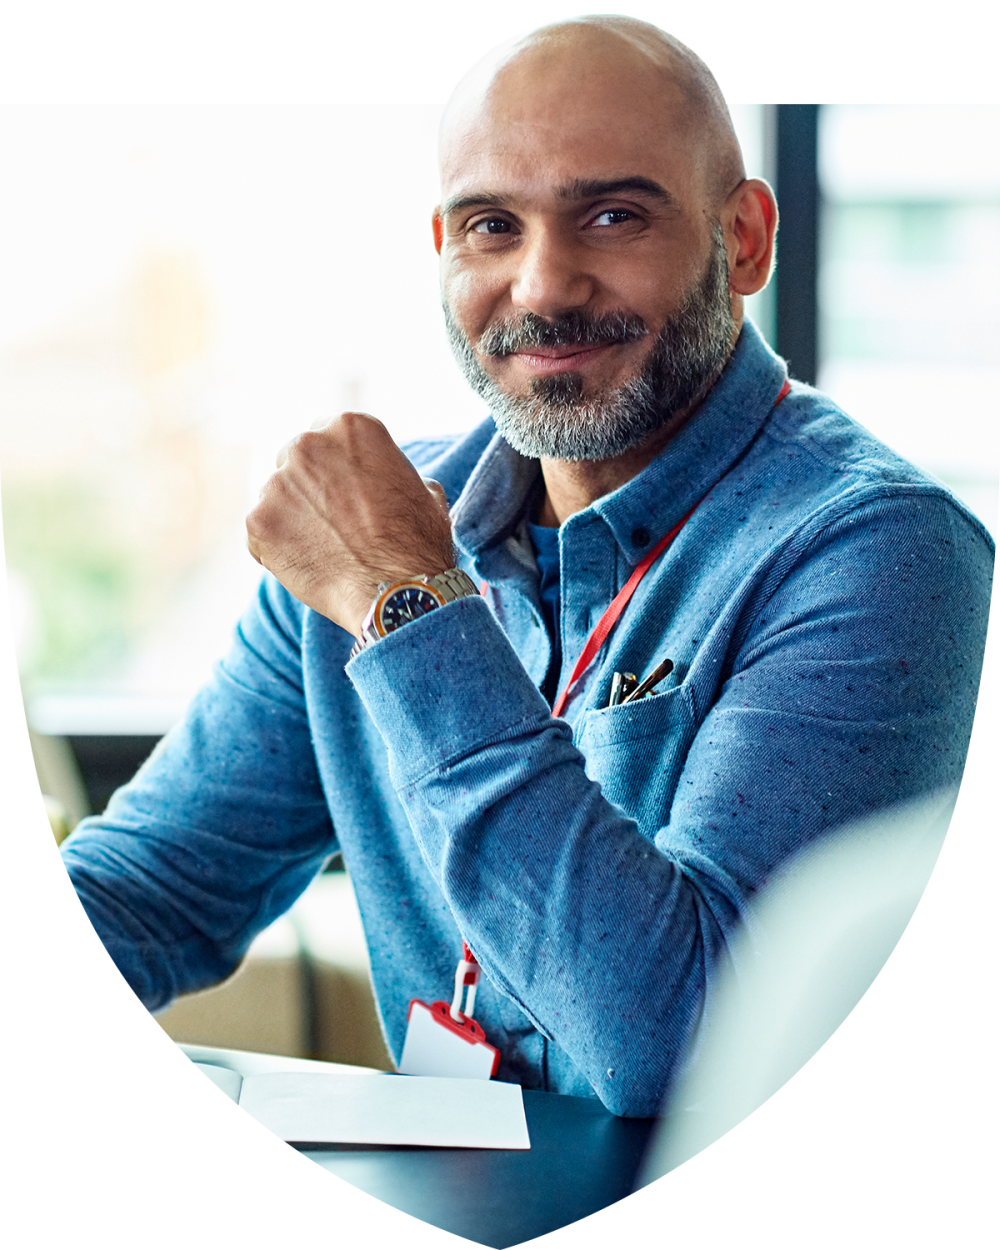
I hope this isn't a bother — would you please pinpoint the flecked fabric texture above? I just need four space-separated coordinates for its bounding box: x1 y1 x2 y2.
62 321 994 1117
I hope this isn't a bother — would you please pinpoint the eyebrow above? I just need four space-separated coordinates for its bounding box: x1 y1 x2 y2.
556 176 678 206
441 176 678 218
441 190 513 217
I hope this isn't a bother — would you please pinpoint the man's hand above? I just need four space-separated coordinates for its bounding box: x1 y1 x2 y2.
246 412 455 636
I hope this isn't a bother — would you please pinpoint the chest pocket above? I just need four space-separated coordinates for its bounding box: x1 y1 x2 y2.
574 683 697 840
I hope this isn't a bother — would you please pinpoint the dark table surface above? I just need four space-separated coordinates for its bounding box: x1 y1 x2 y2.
302 1088 657 1248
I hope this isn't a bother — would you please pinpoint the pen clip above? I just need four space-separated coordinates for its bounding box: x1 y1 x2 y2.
620 657 674 705
608 672 637 707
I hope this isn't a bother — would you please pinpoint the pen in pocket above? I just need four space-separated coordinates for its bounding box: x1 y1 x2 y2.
618 657 674 706
608 672 637 707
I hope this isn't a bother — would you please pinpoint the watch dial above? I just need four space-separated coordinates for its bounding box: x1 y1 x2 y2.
379 586 441 633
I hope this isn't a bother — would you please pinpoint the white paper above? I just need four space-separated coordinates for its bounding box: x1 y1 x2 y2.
180 1042 385 1077
236 1071 530 1149
194 1062 244 1103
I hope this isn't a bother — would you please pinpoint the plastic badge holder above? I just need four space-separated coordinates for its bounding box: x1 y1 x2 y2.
398 943 500 1080
398 999 500 1079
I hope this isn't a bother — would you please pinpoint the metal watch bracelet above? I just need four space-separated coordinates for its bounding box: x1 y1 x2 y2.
349 567 479 658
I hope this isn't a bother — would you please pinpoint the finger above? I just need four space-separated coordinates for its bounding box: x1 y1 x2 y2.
422 477 449 508
276 440 292 468
312 410 376 431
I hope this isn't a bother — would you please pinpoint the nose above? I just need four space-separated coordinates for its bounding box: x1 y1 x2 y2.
509 227 596 318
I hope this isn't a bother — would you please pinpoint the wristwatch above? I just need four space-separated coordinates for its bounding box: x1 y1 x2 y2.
350 567 479 657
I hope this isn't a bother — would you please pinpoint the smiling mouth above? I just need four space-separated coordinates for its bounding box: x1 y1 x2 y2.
509 343 618 373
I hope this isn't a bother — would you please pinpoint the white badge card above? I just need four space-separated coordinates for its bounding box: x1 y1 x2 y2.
398 998 500 1080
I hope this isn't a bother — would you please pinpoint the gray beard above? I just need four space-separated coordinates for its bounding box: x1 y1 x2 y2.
444 222 736 462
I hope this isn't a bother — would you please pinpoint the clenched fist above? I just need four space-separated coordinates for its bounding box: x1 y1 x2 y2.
246 412 455 636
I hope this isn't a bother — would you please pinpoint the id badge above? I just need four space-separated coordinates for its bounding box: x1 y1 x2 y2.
397 943 501 1080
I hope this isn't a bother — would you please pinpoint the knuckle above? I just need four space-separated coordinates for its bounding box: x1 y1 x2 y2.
292 429 320 455
245 508 266 541
246 488 282 541
337 410 388 444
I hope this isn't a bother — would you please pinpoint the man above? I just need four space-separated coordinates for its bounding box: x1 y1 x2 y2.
61 18 993 1118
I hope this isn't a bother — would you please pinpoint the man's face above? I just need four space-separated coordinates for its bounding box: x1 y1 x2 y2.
436 45 738 461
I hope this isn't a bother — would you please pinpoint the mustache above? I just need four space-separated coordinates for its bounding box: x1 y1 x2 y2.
477 310 648 357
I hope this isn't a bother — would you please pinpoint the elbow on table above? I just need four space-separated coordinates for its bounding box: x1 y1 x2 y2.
591 1070 666 1119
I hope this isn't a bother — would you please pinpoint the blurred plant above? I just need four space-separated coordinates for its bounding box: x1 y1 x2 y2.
2 479 144 685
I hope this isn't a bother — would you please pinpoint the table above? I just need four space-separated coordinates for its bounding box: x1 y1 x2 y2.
182 1044 656 1248
306 1088 655 1246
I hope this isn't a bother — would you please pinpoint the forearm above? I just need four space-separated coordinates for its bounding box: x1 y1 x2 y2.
61 579 338 1011
348 596 726 1115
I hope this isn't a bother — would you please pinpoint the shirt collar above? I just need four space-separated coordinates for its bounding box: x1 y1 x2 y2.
451 319 788 564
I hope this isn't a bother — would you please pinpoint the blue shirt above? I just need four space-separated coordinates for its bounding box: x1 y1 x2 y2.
61 321 994 1117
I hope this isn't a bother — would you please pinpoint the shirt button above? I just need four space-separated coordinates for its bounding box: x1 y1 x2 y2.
630 526 651 548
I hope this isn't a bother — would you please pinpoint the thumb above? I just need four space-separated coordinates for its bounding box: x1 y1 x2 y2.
422 477 449 512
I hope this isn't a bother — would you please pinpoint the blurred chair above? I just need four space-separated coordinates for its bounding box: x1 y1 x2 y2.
28 726 91 844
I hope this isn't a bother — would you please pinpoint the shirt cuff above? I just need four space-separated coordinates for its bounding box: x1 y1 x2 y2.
345 595 553 784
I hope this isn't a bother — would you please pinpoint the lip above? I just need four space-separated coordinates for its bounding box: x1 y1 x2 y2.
507 343 616 374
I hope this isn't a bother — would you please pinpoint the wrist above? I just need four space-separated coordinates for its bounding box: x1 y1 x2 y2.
350 568 479 657
340 554 454 636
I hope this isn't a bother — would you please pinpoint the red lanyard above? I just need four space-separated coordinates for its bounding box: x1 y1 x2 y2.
549 377 792 719
551 505 694 717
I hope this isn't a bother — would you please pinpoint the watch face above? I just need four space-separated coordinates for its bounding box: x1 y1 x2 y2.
376 583 444 634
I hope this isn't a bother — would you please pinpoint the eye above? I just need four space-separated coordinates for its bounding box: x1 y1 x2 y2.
470 216 512 235
591 209 635 227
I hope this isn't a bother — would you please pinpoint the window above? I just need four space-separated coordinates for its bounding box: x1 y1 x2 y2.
817 104 999 532
0 105 473 735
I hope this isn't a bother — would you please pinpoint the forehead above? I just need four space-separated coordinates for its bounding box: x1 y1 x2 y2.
440 48 707 207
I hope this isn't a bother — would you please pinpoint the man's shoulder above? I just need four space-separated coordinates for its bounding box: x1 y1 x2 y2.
401 417 497 506
767 382 928 482
758 381 994 548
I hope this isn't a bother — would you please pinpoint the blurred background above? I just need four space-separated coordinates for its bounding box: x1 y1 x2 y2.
2 99 996 1066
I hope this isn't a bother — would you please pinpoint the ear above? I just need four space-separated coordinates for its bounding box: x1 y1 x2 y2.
432 209 444 255
724 179 778 296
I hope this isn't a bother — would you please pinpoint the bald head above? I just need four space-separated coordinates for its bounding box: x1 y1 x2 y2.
433 17 778 479
440 17 745 210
